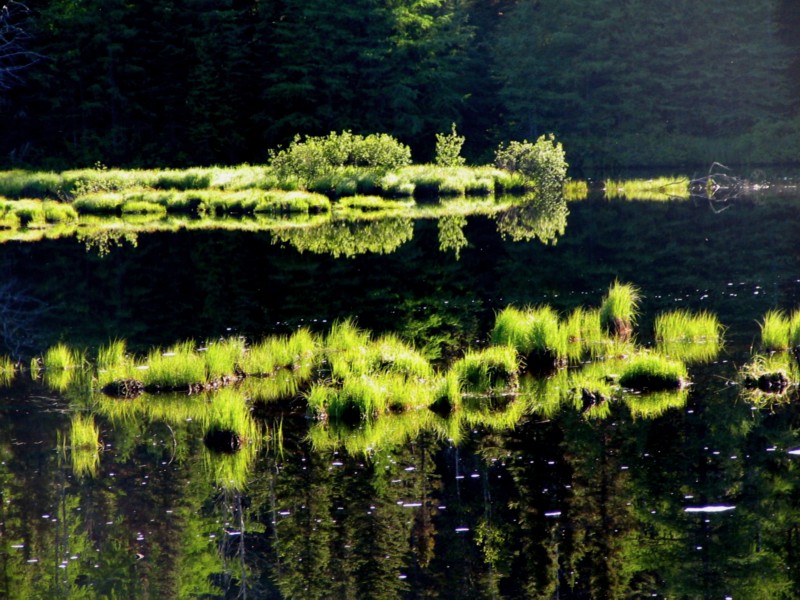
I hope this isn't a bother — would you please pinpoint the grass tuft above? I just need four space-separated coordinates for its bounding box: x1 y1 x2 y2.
618 352 688 391
599 281 639 339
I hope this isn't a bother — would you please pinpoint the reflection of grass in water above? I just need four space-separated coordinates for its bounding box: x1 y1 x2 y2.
656 340 720 364
0 356 15 386
240 369 304 403
618 352 688 391
202 442 258 491
604 177 690 201
563 180 589 201
44 368 75 392
655 309 723 342
451 346 519 394
271 217 414 258
69 414 101 478
624 389 689 419
461 396 527 431
519 370 569 418
307 410 432 455
203 389 261 442
760 309 790 352
568 359 622 409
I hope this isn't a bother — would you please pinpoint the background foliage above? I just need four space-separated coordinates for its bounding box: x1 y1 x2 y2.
2 0 799 171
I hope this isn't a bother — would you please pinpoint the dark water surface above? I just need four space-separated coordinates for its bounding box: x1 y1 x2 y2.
2 193 800 598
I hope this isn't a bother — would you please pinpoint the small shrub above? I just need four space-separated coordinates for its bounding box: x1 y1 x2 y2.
494 134 568 192
270 131 412 184
435 123 466 167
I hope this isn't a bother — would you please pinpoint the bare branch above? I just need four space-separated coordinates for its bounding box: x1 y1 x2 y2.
0 1 42 90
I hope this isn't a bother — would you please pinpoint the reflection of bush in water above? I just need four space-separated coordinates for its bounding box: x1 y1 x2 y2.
272 217 413 257
437 214 468 259
494 192 568 244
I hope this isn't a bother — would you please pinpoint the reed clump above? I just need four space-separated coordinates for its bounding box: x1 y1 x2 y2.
141 340 207 390
618 352 689 391
43 343 82 370
491 305 568 370
655 309 724 363
599 281 639 340
760 309 790 352
451 346 520 394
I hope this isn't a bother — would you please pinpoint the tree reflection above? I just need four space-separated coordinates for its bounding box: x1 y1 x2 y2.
272 217 414 258
494 192 569 245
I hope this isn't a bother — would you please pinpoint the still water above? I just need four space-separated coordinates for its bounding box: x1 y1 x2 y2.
2 191 800 598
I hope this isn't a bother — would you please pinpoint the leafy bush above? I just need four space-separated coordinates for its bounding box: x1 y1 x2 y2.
494 134 568 192
270 131 412 184
435 123 466 167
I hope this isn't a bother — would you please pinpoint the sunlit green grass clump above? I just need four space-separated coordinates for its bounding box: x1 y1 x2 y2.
655 309 724 363
618 353 688 391
599 281 639 340
491 305 568 368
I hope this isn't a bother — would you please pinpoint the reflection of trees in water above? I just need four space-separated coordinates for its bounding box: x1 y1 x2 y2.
272 218 413 258
76 228 139 257
494 192 568 245
437 214 468 259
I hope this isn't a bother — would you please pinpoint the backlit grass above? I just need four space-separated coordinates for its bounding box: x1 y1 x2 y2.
618 352 689 391
141 340 207 389
491 305 568 367
655 309 723 363
202 337 246 380
43 343 82 370
760 309 790 352
451 346 519 394
599 281 639 339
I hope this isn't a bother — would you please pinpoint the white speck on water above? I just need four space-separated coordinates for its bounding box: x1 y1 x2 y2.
685 506 735 513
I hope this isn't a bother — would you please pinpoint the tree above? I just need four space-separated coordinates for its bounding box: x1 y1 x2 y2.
493 0 793 168
0 1 39 90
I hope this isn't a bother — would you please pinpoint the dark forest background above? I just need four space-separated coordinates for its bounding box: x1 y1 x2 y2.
2 0 800 172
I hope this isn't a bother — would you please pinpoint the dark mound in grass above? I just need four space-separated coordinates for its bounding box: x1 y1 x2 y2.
102 379 144 398
203 429 243 454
